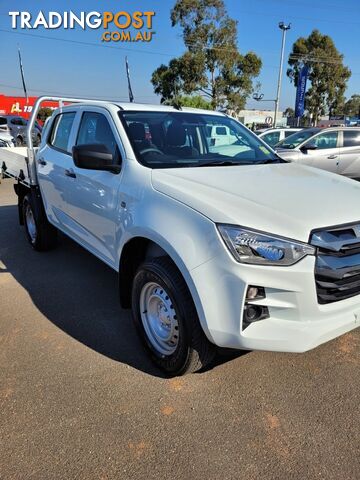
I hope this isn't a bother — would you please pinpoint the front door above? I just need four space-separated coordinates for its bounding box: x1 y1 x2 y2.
300 130 340 174
64 108 124 267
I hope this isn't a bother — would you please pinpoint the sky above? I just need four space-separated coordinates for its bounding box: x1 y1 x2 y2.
0 0 359 111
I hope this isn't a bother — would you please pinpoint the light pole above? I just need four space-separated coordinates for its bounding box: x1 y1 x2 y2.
274 22 291 128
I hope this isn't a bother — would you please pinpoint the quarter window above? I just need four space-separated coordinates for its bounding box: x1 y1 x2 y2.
76 112 120 164
343 130 360 147
49 112 76 152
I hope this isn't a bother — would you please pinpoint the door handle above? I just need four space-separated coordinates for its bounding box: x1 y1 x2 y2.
65 168 76 178
328 155 338 159
37 157 47 166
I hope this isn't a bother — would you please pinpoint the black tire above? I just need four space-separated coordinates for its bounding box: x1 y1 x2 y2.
131 256 215 376
36 134 41 146
16 136 23 147
23 194 57 251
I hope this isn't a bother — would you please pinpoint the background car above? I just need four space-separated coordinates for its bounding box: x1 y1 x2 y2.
0 115 42 146
0 131 16 147
256 127 302 147
276 127 360 179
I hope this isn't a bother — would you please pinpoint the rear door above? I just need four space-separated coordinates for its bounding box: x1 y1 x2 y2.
37 111 77 228
64 107 124 267
299 130 340 173
337 129 360 179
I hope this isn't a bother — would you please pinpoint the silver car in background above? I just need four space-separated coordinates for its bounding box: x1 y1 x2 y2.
0 115 42 146
276 127 360 179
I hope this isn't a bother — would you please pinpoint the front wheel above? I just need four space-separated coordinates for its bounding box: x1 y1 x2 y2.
23 194 57 251
131 257 215 376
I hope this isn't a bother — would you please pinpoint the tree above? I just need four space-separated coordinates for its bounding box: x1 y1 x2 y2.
164 95 212 109
151 0 262 112
287 30 351 123
283 107 295 117
344 94 360 117
37 107 53 123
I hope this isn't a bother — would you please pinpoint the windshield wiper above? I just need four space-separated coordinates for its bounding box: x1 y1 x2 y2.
197 160 251 167
254 158 287 164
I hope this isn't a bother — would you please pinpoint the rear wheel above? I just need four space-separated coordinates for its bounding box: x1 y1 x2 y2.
16 136 23 147
23 194 57 251
131 256 215 376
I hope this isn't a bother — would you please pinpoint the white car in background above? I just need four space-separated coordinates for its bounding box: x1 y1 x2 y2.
257 128 302 148
208 125 238 146
0 131 15 148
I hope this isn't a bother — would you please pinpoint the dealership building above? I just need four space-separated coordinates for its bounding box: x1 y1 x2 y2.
0 94 58 119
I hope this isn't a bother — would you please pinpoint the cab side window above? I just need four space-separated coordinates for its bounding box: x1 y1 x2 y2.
76 112 120 165
49 112 76 153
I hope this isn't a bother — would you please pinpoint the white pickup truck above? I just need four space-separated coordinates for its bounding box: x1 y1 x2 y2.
2 96 360 375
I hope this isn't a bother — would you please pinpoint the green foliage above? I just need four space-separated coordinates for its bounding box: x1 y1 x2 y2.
344 94 360 117
283 107 295 117
287 30 351 123
37 107 53 122
164 95 212 109
151 0 262 112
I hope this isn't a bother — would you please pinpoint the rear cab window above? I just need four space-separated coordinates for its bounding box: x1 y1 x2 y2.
49 112 76 153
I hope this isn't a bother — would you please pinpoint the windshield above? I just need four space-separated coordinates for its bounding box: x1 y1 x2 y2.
119 111 282 168
276 128 319 149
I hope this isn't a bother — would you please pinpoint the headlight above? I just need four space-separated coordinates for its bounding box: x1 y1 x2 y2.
218 224 315 266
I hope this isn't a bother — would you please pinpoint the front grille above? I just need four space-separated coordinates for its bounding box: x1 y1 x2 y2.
311 223 360 304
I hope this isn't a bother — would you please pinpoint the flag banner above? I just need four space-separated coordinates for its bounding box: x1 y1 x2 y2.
126 57 134 103
295 65 308 118
18 48 28 102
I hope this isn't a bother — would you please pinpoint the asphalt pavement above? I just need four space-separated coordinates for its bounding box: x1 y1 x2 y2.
0 177 359 480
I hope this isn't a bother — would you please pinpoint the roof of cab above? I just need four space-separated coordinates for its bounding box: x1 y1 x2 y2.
56 101 225 117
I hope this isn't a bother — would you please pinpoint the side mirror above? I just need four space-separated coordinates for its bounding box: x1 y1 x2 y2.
72 144 121 174
300 143 317 152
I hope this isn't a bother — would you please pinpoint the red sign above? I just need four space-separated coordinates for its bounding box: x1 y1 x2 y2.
0 94 59 119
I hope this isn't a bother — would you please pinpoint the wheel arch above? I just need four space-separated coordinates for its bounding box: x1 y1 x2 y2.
118 234 213 343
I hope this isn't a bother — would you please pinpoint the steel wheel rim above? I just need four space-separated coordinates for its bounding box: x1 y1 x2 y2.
25 205 37 242
140 282 179 356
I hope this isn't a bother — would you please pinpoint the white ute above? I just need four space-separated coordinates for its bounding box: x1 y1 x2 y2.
1 96 360 375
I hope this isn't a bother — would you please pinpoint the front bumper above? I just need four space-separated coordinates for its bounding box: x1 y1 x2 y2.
190 248 360 352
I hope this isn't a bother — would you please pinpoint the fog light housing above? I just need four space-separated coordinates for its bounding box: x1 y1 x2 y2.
243 286 269 330
246 286 265 300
